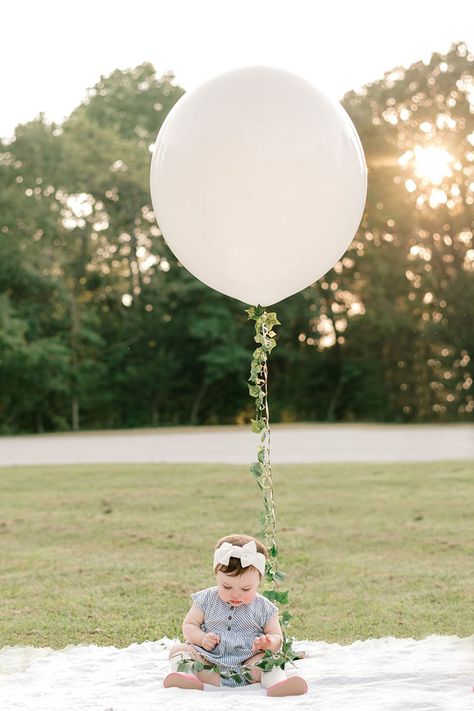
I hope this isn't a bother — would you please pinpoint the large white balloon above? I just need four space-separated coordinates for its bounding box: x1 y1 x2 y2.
150 66 367 306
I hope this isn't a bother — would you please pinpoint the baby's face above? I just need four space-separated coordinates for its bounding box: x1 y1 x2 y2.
216 567 261 606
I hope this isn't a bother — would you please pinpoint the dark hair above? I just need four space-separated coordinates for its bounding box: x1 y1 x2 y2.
214 533 268 577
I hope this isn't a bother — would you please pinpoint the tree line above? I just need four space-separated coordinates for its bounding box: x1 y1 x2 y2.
0 43 473 433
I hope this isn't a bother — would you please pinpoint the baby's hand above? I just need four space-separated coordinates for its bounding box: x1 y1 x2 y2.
201 632 220 651
252 634 273 652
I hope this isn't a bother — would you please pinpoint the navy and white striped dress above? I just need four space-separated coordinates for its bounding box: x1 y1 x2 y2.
189 586 278 687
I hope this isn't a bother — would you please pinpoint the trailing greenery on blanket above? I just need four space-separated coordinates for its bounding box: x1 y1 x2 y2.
176 645 300 684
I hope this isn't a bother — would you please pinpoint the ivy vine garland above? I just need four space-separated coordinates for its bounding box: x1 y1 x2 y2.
246 306 298 674
178 307 298 684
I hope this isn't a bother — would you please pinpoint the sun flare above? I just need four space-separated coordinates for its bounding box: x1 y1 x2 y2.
412 145 454 185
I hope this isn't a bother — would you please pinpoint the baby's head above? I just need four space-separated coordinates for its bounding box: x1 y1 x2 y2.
213 533 268 606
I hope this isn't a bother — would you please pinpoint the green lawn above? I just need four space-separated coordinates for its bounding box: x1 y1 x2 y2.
1 461 472 648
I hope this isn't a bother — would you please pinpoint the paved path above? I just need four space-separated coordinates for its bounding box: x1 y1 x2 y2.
0 424 473 466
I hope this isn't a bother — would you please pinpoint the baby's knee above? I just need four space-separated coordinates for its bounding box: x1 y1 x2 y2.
168 642 195 660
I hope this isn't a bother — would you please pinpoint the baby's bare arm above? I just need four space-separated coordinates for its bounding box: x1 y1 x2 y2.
252 612 283 652
182 603 220 650
182 603 206 645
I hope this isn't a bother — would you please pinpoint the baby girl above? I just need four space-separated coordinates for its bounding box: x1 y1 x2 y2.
163 533 307 696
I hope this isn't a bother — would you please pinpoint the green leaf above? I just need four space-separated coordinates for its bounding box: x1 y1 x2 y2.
263 338 277 352
248 383 260 397
264 312 281 328
274 590 289 605
263 589 278 602
177 660 191 672
250 461 263 478
274 570 286 582
250 418 265 433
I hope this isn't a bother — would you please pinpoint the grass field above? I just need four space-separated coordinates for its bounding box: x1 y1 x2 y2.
1 461 472 649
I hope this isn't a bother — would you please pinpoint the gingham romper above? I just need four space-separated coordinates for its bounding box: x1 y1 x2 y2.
189 586 278 687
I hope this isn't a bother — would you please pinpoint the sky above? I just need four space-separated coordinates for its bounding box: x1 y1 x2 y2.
1 0 473 140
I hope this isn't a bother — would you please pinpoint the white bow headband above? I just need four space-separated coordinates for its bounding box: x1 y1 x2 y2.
213 540 266 577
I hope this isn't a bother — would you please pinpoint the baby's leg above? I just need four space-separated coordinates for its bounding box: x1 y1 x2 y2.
241 651 265 683
168 643 221 686
242 651 308 696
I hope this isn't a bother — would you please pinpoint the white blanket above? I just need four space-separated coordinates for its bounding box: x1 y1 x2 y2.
0 636 472 710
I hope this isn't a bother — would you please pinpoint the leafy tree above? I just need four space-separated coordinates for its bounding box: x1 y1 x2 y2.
1 46 472 432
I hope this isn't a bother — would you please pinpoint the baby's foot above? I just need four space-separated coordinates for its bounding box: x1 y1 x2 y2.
163 672 204 690
266 675 308 697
